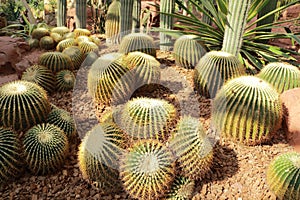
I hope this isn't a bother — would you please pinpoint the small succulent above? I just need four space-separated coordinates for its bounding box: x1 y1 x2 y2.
0 127 23 183
78 123 126 191
119 33 156 57
78 41 99 55
39 36 55 50
211 76 283 145
21 65 56 93
173 35 207 69
194 50 245 98
51 26 70 36
55 70 76 92
120 139 175 200
169 116 213 180
267 152 300 200
23 123 69 175
38 52 74 73
0 81 51 132
62 46 84 70
56 38 77 52
31 27 50 40
165 176 195 200
257 62 300 93
105 0 121 44
74 28 91 38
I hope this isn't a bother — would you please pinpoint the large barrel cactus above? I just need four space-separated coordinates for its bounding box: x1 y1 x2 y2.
119 33 156 57
0 81 51 132
169 116 213 180
78 123 126 191
105 0 121 44
211 76 283 145
120 139 175 200
165 176 195 200
194 50 245 98
173 35 207 69
55 70 76 92
0 127 23 183
38 52 74 72
21 65 56 93
23 123 69 175
257 62 300 93
62 46 85 70
267 152 300 200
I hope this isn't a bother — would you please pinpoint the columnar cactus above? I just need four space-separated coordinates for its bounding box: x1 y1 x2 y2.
211 76 283 145
75 0 87 29
173 35 207 69
119 139 175 200
55 70 76 92
165 176 195 200
105 0 121 44
169 116 213 180
132 0 141 32
119 33 156 57
21 65 56 93
23 123 69 175
194 50 245 98
118 97 176 141
160 0 175 51
267 152 300 200
57 0 67 27
257 62 300 93
39 36 55 50
31 27 50 40
120 0 134 38
0 81 51 132
56 38 77 52
38 52 74 72
0 127 23 183
51 26 70 36
78 123 126 191
62 46 85 69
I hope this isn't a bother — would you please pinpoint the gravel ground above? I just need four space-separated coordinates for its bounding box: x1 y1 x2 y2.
0 51 295 200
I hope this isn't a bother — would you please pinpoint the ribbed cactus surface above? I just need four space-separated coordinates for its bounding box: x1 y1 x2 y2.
160 0 175 51
105 0 121 44
74 28 91 38
55 70 76 92
38 52 73 72
62 46 84 69
56 38 77 52
78 41 99 55
165 176 195 200
57 0 67 27
39 36 55 50
120 0 134 38
51 26 70 36
75 0 87 29
32 27 50 40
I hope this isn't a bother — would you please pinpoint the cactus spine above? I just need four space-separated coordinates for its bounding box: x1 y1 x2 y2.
75 0 87 29
120 0 134 38
160 0 175 51
221 0 251 56
57 0 67 27
165 176 195 200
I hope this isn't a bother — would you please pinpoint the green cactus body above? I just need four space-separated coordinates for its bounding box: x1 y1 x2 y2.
21 65 56 93
0 127 23 183
120 139 175 200
56 38 77 52
0 81 51 132
32 27 50 40
23 123 68 175
119 97 176 141
78 123 126 191
51 26 70 36
211 76 283 145
50 32 63 44
87 53 134 104
63 32 75 39
173 35 207 69
62 46 84 70
38 52 74 72
194 50 245 98
132 0 141 32
78 41 99 55
165 176 195 200
123 51 161 86
89 35 101 46
76 35 92 44
55 70 76 92
47 107 76 141
120 0 134 38
57 0 67 27
267 152 300 200
39 36 55 50
169 116 213 180
75 0 87 29
119 33 156 57
74 28 91 38
160 0 175 51
105 0 121 44
257 62 300 93
28 38 39 49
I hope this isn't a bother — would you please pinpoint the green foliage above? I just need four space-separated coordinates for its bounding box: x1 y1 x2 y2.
57 0 67 27
23 123 69 175
105 0 121 44
0 0 24 21
257 62 300 93
55 70 76 92
169 116 213 180
211 76 283 145
0 81 51 132
38 52 74 72
56 38 77 52
120 139 175 200
62 46 85 70
165 176 195 200
0 127 23 183
39 36 55 50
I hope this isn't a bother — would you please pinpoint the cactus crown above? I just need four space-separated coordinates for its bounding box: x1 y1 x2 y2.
38 52 74 72
51 26 70 36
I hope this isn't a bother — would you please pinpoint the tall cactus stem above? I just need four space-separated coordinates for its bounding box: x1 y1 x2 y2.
120 0 134 38
75 0 87 29
57 0 67 27
132 0 141 32
160 0 175 51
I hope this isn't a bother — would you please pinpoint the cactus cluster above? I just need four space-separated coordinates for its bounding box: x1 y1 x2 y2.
211 76 282 145
38 52 74 72
55 70 76 92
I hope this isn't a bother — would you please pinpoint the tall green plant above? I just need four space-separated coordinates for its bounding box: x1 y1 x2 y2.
132 0 141 32
160 0 175 51
57 0 67 26
120 0 134 38
75 0 87 28
257 0 278 33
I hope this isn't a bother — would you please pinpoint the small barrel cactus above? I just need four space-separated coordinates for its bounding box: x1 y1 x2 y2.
0 127 23 183
267 152 300 200
169 116 213 180
38 52 74 72
165 176 195 200
47 107 76 141
257 62 300 93
39 36 55 50
62 46 84 70
0 81 51 132
173 35 207 69
50 32 63 43
105 0 121 44
211 76 283 145
120 139 175 200
89 35 101 46
51 26 70 36
76 35 92 44
63 32 75 39
118 97 176 141
119 33 156 57
78 123 126 191
31 27 50 40
74 28 91 38
194 50 245 98
56 38 77 52
23 123 69 175
21 65 56 93
78 41 99 55
55 70 76 92
28 38 39 49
